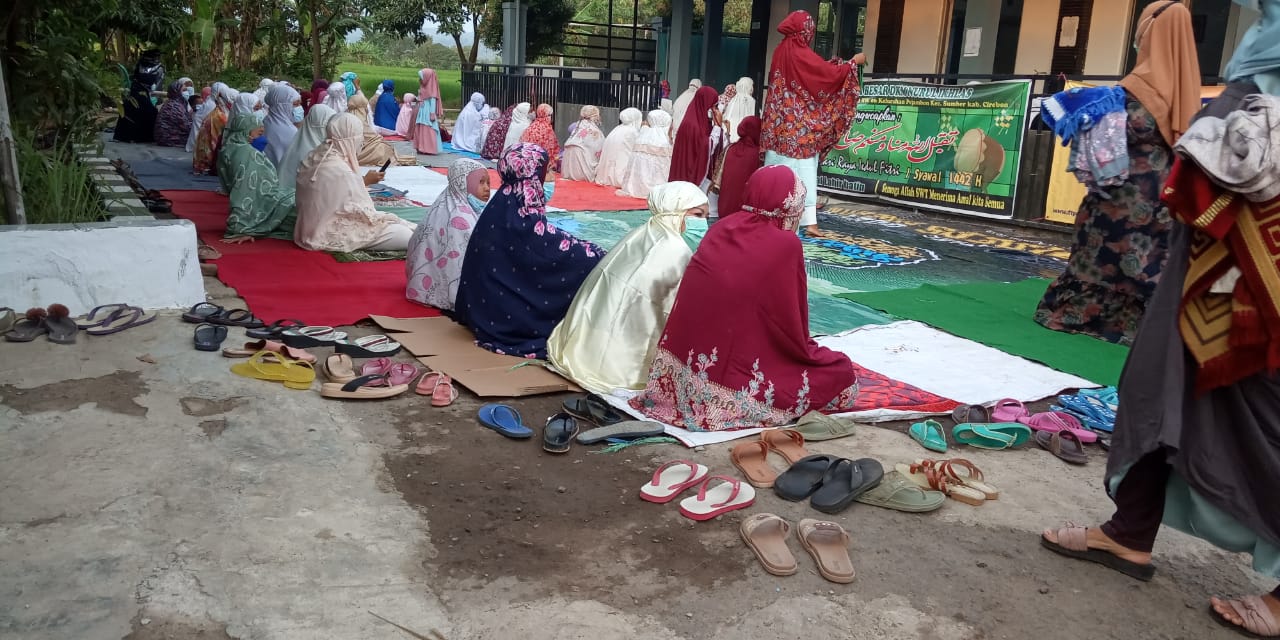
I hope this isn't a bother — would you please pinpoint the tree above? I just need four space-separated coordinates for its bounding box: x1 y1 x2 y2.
479 0 576 62
296 0 365 79
366 0 488 70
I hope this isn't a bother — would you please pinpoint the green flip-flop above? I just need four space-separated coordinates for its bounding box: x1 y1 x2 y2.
909 420 948 453
854 471 947 513
952 423 1018 450
792 411 863 441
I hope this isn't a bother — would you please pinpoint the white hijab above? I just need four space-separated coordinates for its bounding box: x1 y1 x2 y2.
232 92 260 117
594 107 644 187
722 77 757 143
670 79 703 135
503 102 533 151
636 109 672 149
263 84 300 167
253 78 273 102
323 83 348 113
452 92 488 153
278 104 335 189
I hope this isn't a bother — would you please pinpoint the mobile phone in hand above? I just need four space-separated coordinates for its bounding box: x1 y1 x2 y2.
379 159 392 172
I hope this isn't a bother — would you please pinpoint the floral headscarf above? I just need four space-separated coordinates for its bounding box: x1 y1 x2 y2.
741 165 807 230
498 142 551 217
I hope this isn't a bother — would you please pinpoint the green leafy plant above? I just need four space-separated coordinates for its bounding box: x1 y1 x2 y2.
10 127 108 225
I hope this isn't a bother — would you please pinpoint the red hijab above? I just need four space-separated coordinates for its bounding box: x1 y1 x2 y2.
668 85 720 184
761 10 861 159
520 103 560 165
632 165 856 431
717 116 762 218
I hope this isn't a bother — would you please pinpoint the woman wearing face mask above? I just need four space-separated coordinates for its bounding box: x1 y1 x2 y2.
453 143 605 359
277 104 336 190
217 113 298 244
451 92 489 153
186 87 215 153
293 114 416 252
153 81 192 147
262 83 301 167
405 158 491 311
547 181 708 393
631 165 859 431
193 84 236 175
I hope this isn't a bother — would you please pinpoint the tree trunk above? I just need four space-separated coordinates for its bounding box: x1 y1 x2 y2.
310 3 322 80
451 33 468 70
468 13 481 68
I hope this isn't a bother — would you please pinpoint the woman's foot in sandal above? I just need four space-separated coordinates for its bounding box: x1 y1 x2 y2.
1210 594 1280 637
1040 524 1155 581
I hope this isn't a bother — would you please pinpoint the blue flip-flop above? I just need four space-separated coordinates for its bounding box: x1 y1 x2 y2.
908 420 948 453
478 404 534 439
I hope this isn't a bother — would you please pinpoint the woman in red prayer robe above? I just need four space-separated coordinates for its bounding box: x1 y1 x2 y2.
668 86 724 188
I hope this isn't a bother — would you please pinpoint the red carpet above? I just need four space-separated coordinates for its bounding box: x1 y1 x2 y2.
431 168 648 211
165 190 439 327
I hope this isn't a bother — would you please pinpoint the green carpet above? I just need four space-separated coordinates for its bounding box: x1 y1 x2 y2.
839 278 1129 386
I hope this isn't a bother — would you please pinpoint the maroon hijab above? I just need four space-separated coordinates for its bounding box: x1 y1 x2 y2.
631 165 856 431
717 116 762 217
668 86 720 184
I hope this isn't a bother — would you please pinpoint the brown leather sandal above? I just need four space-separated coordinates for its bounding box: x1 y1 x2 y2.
761 429 809 465
731 440 779 488
740 513 797 576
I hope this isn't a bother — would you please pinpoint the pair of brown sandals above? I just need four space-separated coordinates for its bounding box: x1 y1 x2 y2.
741 514 856 584
730 429 810 488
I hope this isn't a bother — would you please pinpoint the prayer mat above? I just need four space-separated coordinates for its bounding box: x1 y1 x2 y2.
431 168 650 211
331 249 407 263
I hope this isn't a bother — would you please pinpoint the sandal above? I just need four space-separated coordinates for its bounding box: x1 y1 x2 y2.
320 373 410 399
895 461 986 506
797 519 856 584
951 423 1016 450
1039 523 1156 581
563 394 626 426
416 372 458 407
477 404 534 439
809 458 885 514
740 513 798 577
360 358 419 385
991 398 1029 422
951 404 990 424
678 475 756 521
908 419 948 453
335 334 403 358
4 308 48 342
731 440 779 488
246 318 308 340
181 302 223 324
1034 430 1089 465
0 307 14 335
542 412 579 454
281 326 348 348
43 304 78 344
854 471 947 513
639 460 710 504
773 454 838 501
1210 596 1280 638
761 429 809 464
222 339 316 363
576 420 665 444
321 354 357 383
74 303 131 329
230 351 316 390
206 308 265 329
1020 411 1098 444
921 458 999 500
791 411 862 441
194 323 228 351
84 306 157 336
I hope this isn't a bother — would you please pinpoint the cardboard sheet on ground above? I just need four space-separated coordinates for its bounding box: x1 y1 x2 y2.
370 315 580 397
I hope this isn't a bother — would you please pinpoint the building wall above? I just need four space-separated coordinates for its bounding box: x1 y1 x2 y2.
1012 0 1060 74
897 0 948 73
1082 0 1136 76
863 0 881 65
956 0 1003 74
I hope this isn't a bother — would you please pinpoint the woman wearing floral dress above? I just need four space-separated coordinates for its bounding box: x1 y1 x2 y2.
405 158 490 311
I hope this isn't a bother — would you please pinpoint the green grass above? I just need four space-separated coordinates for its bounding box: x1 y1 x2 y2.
337 63 463 110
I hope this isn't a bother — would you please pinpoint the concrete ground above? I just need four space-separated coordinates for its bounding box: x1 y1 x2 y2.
0 142 1269 640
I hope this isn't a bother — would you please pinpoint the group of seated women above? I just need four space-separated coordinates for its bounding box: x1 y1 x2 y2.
404 145 858 432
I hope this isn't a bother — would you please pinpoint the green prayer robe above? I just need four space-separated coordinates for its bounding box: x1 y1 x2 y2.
218 113 297 240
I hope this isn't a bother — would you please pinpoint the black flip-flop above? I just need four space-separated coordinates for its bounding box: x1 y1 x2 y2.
194 323 228 351
773 454 838 501
43 305 78 344
543 413 580 454
563 394 625 426
206 308 265 328
182 302 223 323
576 420 666 445
809 458 885 514
246 318 308 340
334 335 402 358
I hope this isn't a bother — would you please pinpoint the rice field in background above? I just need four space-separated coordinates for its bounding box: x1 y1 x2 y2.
337 63 463 110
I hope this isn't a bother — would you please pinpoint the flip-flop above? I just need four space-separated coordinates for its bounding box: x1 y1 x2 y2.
84 306 157 336
761 429 809 464
797 519 856 584
562 394 626 426
206 308 264 328
983 422 1033 447
678 475 756 521
1034 430 1089 465
194 323 228 351
197 245 222 261
181 302 223 323
895 462 986 506
951 423 1016 450
0 307 14 334
320 373 410 399
639 460 710 503
416 372 458 407
230 351 316 390
335 334 403 358
321 354 357 383
773 454 838 501
740 513 798 577
360 358 419 385
921 458 1000 500
4 308 48 342
951 404 990 424
991 398 1029 422
576 420 665 444
280 326 348 348
1020 411 1098 443
1039 524 1156 581
809 458 885 514
477 404 534 439
74 303 131 329
731 440 779 488
542 412 579 454
246 318 307 340
791 411 862 441
908 420 948 453
221 339 316 363
43 304 78 344
854 471 947 513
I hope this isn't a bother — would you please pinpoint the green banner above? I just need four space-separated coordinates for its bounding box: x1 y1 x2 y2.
818 80 1032 219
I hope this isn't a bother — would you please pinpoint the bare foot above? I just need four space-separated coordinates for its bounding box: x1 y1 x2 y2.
1210 593 1280 635
804 225 825 238
1041 525 1152 566
222 236 256 245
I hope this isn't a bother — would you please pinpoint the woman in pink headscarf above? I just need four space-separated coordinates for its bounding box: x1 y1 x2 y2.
520 103 560 168
395 93 417 137
631 165 859 431
413 68 444 154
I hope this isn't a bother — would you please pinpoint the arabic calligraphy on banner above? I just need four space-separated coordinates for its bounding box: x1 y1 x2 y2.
819 80 1033 219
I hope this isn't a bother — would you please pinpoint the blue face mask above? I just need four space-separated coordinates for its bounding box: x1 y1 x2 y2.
682 216 709 251
543 181 556 203
293 105 305 123
467 194 488 212
182 88 195 100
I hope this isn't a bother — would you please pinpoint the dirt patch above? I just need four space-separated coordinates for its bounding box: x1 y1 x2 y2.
383 393 750 606
0 370 148 416
122 613 233 640
24 513 67 528
179 396 246 418
199 419 228 439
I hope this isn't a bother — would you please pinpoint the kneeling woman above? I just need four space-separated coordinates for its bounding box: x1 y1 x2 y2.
454 143 606 359
631 165 858 431
293 113 417 252
218 113 298 242
547 181 708 393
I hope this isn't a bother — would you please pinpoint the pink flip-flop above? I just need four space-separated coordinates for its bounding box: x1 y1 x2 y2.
1020 411 1098 444
678 475 756 521
991 398 1029 423
361 358 419 385
639 460 710 504
416 372 458 407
